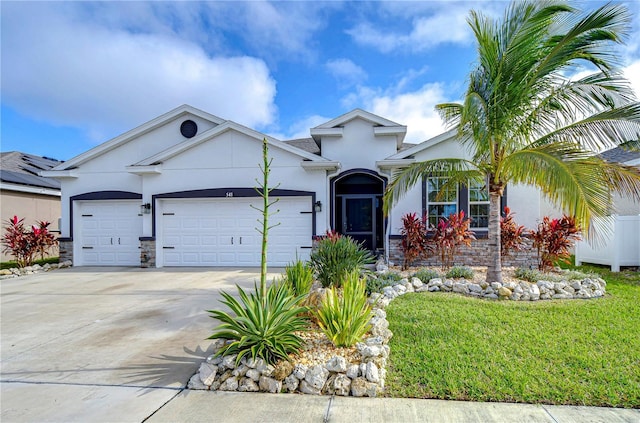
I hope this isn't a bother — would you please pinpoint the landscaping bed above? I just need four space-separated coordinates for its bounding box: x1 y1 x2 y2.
191 261 618 401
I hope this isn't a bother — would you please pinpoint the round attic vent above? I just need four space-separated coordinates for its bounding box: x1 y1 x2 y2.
180 120 198 138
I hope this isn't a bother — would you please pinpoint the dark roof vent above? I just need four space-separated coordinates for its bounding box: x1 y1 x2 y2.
180 120 198 138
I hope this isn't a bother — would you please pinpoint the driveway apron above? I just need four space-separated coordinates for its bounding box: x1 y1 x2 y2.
0 267 277 422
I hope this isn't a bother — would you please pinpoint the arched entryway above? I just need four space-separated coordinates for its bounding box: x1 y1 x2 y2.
331 169 386 252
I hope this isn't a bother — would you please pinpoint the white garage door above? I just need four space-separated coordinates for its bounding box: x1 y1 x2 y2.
159 197 313 266
76 201 142 266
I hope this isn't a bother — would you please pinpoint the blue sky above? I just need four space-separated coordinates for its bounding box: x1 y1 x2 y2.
2 1 639 161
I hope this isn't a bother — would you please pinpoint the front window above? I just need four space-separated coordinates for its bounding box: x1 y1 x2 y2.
469 179 489 229
426 177 458 227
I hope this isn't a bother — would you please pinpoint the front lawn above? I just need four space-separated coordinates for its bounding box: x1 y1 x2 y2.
385 265 640 407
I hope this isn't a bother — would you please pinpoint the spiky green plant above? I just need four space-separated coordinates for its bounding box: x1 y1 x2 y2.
384 1 640 283
315 271 373 347
310 234 374 288
207 281 308 366
283 259 314 298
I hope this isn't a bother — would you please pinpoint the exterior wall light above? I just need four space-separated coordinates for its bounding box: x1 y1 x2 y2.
314 201 322 212
141 203 151 214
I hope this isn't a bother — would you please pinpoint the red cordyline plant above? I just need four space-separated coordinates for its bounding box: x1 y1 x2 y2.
500 207 527 257
313 229 341 243
432 210 476 270
531 215 581 272
400 212 432 270
2 216 58 268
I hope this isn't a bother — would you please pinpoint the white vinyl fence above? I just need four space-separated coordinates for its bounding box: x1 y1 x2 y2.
575 215 640 272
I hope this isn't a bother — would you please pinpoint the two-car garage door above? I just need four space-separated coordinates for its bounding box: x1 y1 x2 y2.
159 197 312 267
75 197 313 267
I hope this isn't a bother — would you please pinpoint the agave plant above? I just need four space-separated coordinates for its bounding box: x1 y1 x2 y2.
207 281 308 366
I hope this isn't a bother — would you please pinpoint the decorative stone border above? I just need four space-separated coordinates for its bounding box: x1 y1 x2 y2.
373 275 606 304
189 269 606 396
189 299 393 397
0 261 73 280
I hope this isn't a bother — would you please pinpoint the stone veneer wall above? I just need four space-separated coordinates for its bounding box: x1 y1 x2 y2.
58 238 73 264
389 237 537 269
140 239 156 268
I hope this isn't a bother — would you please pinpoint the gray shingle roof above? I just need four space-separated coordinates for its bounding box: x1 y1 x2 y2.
283 138 320 155
0 152 62 190
599 146 640 164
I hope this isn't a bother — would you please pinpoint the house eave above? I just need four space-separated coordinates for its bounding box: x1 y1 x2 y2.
376 159 416 170
39 170 78 179
125 165 163 175
310 127 343 142
0 182 61 197
374 126 407 148
301 161 341 171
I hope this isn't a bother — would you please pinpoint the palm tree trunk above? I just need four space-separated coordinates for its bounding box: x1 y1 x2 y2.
486 191 502 283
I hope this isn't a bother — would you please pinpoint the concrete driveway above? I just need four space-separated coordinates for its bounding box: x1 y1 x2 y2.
0 267 280 422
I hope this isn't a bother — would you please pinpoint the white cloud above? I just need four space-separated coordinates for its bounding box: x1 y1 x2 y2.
623 60 640 99
270 114 333 141
1 3 277 142
325 59 368 87
343 83 450 144
347 1 500 53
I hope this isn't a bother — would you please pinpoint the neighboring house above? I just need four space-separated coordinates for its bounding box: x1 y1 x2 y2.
575 147 640 271
0 152 62 262
43 105 554 268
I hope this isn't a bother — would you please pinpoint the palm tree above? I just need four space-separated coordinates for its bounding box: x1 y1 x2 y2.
384 0 640 283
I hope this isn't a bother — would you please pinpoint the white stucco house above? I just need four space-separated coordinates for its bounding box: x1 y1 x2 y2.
43 104 554 268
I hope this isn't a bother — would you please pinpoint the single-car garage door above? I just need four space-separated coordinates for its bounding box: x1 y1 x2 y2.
75 200 142 266
159 197 313 266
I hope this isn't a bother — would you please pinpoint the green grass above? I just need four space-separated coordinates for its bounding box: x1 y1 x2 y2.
0 256 59 270
385 263 640 407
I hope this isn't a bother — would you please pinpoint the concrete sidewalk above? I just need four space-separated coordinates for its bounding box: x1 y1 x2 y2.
4 384 638 423
147 390 640 423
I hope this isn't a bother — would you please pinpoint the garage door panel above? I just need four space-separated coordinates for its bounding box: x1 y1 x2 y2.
160 197 311 267
77 201 142 266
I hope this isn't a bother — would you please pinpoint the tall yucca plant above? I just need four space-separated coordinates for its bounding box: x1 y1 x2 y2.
384 0 640 283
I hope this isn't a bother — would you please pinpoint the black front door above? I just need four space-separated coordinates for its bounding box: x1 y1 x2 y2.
342 195 375 250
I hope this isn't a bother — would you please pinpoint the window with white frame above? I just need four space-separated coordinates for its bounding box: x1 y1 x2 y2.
426 177 458 227
468 178 489 229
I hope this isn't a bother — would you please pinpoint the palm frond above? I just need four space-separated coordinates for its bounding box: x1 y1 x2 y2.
383 158 481 215
502 143 640 234
531 102 640 151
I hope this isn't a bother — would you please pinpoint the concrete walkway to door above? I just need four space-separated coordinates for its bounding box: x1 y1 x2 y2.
2 268 639 422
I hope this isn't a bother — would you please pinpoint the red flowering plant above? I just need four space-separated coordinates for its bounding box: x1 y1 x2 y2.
431 210 476 270
500 207 527 257
531 215 581 272
400 212 432 270
2 216 58 267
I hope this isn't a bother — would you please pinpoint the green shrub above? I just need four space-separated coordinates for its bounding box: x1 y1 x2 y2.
385 271 404 282
445 266 474 279
283 259 314 298
514 267 544 282
412 268 441 283
515 267 596 283
207 281 308 366
310 234 374 288
366 274 398 295
315 271 373 347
